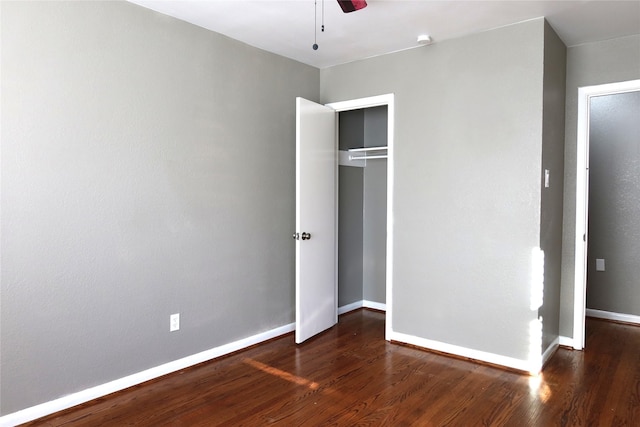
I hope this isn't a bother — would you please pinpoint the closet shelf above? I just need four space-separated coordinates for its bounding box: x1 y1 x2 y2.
347 146 388 160
348 146 388 153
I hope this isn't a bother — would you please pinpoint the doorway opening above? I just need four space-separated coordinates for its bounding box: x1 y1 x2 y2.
573 79 640 350
327 94 394 340
336 106 388 316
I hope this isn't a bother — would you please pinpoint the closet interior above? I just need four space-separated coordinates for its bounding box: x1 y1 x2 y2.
338 106 388 310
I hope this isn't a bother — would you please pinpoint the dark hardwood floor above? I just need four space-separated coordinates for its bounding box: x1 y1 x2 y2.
23 309 640 426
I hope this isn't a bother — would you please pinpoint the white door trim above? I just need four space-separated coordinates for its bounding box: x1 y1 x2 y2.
326 94 395 341
573 79 640 350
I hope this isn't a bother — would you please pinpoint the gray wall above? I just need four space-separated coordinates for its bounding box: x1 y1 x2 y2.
586 91 640 315
559 35 640 338
338 110 365 306
0 1 318 415
339 109 365 150
538 22 567 352
322 18 548 362
338 166 364 306
363 161 387 303
363 107 387 304
364 106 388 149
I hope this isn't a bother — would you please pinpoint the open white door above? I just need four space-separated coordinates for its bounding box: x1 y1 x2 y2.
295 97 337 344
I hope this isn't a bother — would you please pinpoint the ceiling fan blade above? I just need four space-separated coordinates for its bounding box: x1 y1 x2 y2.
337 0 367 13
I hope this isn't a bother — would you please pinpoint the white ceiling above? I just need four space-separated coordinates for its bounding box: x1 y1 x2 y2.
129 0 640 68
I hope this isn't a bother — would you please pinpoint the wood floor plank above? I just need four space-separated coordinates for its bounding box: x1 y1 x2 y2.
21 310 640 426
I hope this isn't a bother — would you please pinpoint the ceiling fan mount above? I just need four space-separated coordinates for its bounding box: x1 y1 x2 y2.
313 0 368 50
337 0 368 13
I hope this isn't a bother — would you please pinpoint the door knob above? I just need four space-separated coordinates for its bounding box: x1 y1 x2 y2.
301 232 311 240
293 232 299 240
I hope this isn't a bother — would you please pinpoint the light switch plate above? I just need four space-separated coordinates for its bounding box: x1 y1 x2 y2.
596 259 605 271
544 169 550 188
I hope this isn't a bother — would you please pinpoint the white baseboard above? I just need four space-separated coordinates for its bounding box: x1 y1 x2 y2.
389 331 537 374
559 336 574 347
541 337 559 368
338 300 363 315
586 308 640 325
0 322 295 427
338 300 386 315
363 300 386 311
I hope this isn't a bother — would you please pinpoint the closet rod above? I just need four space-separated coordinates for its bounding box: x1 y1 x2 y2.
349 154 388 160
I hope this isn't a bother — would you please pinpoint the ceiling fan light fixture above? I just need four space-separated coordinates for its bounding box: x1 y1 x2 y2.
337 0 367 13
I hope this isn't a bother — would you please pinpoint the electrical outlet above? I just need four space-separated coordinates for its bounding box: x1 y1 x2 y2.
170 313 180 332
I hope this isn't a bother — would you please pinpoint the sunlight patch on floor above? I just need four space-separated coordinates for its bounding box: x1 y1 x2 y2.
243 358 320 390
528 373 552 403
